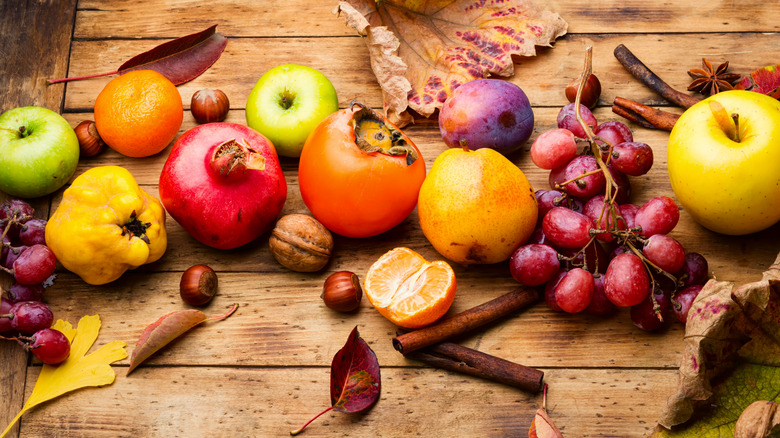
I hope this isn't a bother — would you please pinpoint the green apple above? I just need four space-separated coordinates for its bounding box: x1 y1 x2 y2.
668 90 780 235
245 64 338 158
0 106 79 198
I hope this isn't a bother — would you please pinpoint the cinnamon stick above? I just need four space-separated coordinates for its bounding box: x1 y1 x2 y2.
612 96 680 131
408 342 544 393
392 288 539 355
614 44 701 109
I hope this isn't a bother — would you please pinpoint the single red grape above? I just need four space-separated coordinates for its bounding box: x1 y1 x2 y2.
29 328 71 365
7 301 53 334
610 142 654 176
542 207 595 249
535 189 565 224
510 244 560 286
604 253 650 307
676 252 709 287
13 244 57 285
555 268 595 313
527 227 553 246
586 274 615 316
6 282 45 303
561 155 606 199
594 120 633 148
630 289 671 332
19 218 47 246
673 285 704 324
635 196 680 237
643 234 686 273
556 103 598 138
530 128 579 170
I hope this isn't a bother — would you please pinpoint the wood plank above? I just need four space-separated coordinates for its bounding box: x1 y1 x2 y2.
18 366 678 437
43 271 686 369
74 0 780 38
61 33 780 113
56 109 780 286
0 1 77 436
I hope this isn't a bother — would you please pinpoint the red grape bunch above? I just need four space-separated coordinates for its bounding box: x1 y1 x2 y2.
511 97 709 332
1 199 70 364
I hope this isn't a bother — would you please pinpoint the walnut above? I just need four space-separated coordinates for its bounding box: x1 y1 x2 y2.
735 400 780 438
269 214 334 272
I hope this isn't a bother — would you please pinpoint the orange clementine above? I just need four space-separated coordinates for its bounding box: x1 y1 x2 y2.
364 247 456 329
94 70 183 157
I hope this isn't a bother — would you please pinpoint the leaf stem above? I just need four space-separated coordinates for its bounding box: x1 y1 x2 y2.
46 70 119 85
205 303 238 322
290 406 333 436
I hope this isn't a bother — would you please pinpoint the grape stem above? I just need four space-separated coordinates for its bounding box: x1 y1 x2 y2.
571 46 679 309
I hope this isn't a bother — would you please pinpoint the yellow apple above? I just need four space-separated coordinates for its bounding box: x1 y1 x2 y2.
668 90 780 235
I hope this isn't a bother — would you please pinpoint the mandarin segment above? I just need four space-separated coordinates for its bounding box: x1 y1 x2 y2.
365 247 456 329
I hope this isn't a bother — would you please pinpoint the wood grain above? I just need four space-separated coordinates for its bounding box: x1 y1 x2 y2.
73 0 780 38
19 366 678 437
61 33 780 112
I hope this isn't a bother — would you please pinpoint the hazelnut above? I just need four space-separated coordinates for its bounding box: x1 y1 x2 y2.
191 88 230 124
565 74 601 109
269 214 334 272
321 271 362 312
180 264 218 306
735 400 780 438
74 120 106 157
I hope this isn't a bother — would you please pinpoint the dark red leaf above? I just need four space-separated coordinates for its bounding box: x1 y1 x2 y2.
47 25 227 85
291 326 380 435
330 326 381 413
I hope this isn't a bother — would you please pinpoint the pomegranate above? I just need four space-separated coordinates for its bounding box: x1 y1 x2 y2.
159 123 287 249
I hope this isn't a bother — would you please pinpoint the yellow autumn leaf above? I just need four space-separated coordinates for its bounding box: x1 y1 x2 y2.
1 315 126 438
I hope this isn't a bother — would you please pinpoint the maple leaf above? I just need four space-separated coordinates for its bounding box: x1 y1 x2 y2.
1 315 127 438
335 0 567 127
735 64 780 99
652 253 780 436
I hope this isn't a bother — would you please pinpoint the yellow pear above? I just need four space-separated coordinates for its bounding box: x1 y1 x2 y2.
418 143 538 265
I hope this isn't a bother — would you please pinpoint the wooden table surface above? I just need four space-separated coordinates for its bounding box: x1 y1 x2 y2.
2 1 780 436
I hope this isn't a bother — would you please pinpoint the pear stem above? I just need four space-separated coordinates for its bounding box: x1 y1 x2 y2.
459 138 469 152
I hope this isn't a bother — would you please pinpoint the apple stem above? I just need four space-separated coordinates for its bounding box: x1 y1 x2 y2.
46 70 119 84
732 113 741 143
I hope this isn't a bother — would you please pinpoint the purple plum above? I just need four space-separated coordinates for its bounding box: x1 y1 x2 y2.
438 79 534 155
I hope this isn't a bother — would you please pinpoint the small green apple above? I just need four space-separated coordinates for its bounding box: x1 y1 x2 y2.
668 90 780 235
245 64 338 158
0 106 80 198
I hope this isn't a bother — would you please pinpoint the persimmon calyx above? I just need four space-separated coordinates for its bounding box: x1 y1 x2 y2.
349 101 418 166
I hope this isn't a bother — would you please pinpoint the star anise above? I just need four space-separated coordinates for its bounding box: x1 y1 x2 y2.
687 58 741 96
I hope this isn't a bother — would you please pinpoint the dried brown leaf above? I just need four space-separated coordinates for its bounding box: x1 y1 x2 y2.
335 0 567 126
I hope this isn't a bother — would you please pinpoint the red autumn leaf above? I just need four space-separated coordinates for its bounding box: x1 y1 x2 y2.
48 25 227 85
735 64 780 99
127 304 237 375
335 0 567 126
291 326 380 435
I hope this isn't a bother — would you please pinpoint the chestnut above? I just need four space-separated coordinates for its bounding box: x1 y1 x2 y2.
321 271 362 312
565 74 601 109
180 264 218 306
74 120 106 157
191 88 230 124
